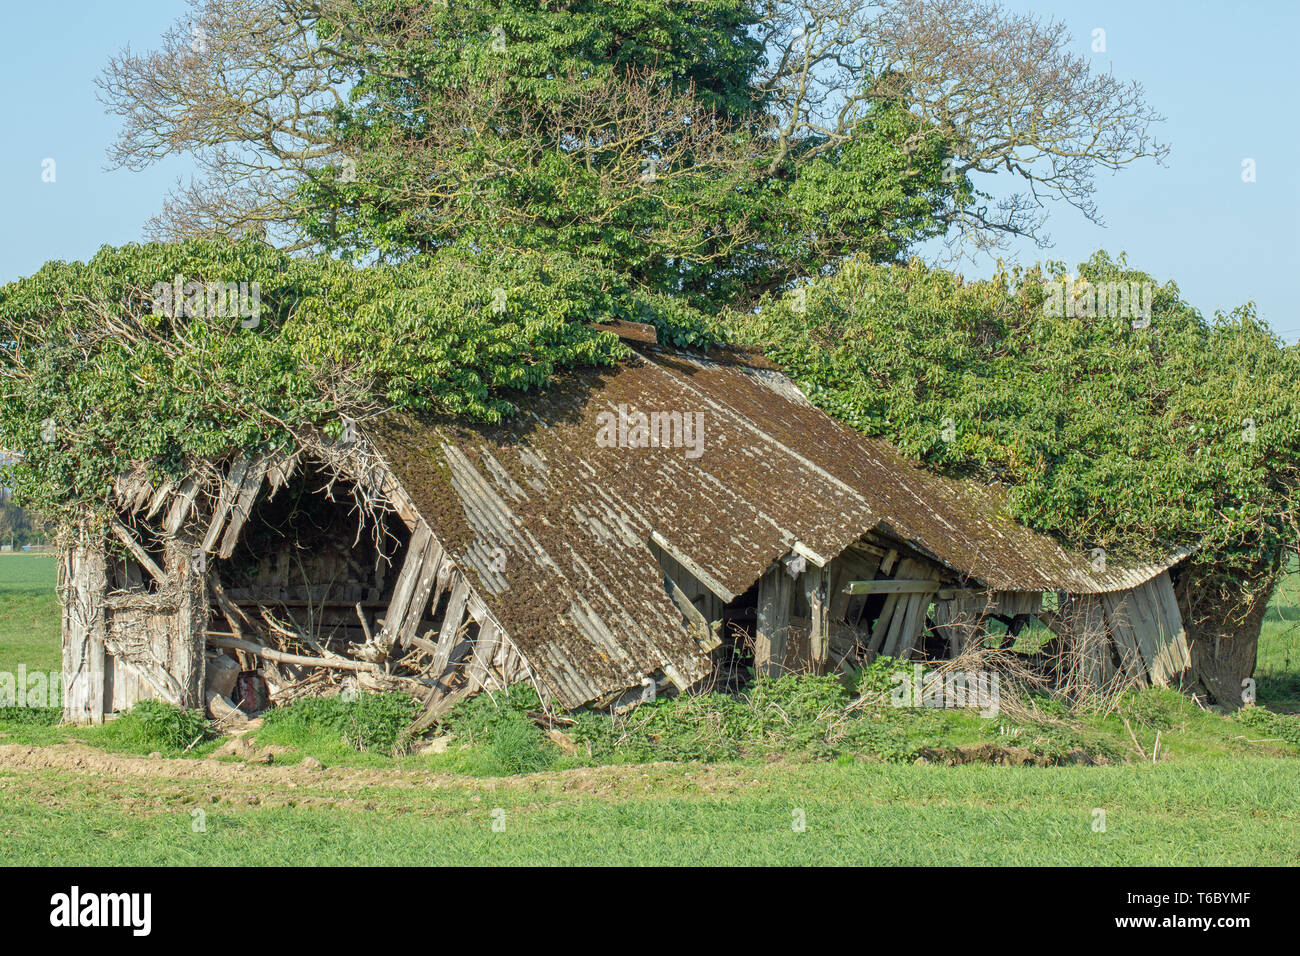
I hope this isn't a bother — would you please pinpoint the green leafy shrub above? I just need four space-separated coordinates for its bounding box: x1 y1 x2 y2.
0 706 61 726
571 673 924 764
99 701 209 754
444 684 555 775
732 252 1300 582
570 692 747 763
260 691 420 755
1115 687 1190 731
977 716 1121 763
849 655 910 697
835 714 920 763
0 237 725 523
1234 705 1300 750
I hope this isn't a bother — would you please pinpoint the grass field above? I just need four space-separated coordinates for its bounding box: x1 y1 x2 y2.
1257 559 1300 705
0 553 1296 865
0 554 60 675
1 750 1296 865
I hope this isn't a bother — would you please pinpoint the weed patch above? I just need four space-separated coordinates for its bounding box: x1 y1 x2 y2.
1234 705 1300 751
258 692 420 756
444 684 556 774
95 701 210 755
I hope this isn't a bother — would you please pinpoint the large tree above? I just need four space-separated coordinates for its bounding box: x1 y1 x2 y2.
100 0 1166 306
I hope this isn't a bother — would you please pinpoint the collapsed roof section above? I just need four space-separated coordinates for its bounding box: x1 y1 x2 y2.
367 337 1189 708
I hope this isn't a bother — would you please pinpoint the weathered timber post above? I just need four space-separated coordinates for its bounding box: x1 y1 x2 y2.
166 534 208 709
803 565 829 673
61 537 108 723
755 565 793 677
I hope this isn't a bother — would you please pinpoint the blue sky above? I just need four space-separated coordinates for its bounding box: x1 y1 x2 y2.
1 0 1296 341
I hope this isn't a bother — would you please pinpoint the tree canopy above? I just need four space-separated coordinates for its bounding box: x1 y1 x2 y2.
9 0 1294 630
99 0 1164 307
733 253 1300 578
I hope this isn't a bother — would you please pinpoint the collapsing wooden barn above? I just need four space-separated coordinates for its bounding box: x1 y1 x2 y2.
61 324 1195 725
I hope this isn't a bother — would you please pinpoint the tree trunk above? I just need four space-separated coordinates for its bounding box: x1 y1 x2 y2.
1176 562 1279 709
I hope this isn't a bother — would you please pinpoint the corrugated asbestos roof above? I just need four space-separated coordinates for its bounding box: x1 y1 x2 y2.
369 341 1188 707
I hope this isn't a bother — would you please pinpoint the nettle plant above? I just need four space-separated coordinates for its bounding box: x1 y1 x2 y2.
0 237 722 525
733 250 1300 605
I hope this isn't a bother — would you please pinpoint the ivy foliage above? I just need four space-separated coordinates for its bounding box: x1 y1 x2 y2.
0 237 722 519
300 0 767 284
297 2 970 307
732 251 1300 574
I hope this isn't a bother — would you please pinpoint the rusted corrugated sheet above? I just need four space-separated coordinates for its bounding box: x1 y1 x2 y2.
369 342 1187 707
647 346 1192 593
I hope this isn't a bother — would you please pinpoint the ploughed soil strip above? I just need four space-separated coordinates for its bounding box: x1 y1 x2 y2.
0 743 766 808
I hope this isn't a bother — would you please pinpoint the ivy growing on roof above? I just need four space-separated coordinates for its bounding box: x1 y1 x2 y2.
0 237 723 523
732 250 1300 580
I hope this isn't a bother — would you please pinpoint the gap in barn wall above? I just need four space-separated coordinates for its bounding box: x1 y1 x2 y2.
209 464 412 710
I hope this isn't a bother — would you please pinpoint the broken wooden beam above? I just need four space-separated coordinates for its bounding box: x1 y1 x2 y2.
217 455 271 559
373 523 442 658
206 633 378 672
200 458 250 553
108 518 167 586
664 573 721 651
163 475 201 536
408 685 473 734
842 578 942 596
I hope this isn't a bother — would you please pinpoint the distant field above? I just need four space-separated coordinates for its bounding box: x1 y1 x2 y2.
1258 561 1300 705
0 554 60 675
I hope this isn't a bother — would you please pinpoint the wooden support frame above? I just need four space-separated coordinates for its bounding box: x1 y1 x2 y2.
62 541 108 723
804 565 829 672
67 443 542 725
873 558 942 660
843 578 942 596
754 565 794 677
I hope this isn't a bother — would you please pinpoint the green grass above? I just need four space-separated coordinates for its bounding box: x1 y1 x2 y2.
0 756 1296 865
1258 560 1300 707
0 554 60 675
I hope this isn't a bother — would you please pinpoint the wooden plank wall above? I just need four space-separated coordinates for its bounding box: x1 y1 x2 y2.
1101 571 1191 687
61 542 108 723
930 592 991 657
875 558 941 659
756 539 936 675
647 539 725 628
754 565 794 676
67 451 542 722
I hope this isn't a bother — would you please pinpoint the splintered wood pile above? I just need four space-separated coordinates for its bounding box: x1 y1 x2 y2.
63 441 533 728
